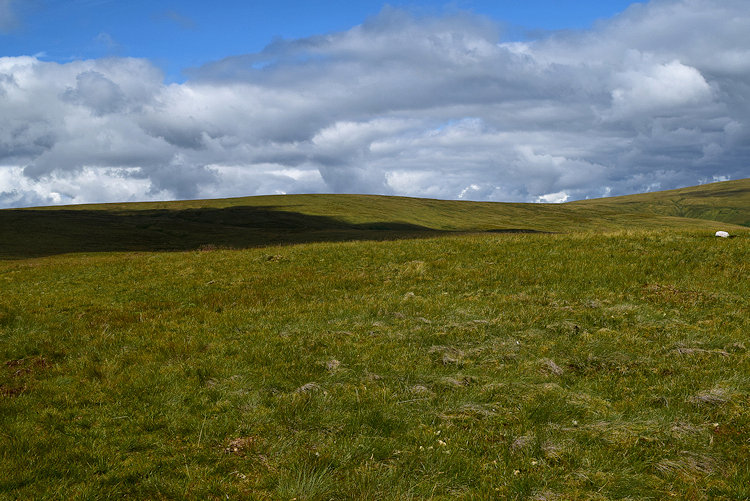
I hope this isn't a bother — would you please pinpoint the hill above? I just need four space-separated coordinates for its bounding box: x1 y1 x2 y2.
0 178 747 258
1 179 749 498
569 178 750 227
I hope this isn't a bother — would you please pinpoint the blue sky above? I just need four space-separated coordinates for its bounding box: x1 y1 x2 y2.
4 0 638 82
0 0 748 208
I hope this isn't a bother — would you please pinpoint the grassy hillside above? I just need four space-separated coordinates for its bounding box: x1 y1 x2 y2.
1 180 748 498
0 179 747 258
1 231 748 498
570 178 750 228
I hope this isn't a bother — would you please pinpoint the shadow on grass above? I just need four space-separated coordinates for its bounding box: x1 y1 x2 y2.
0 205 448 259
0 205 551 259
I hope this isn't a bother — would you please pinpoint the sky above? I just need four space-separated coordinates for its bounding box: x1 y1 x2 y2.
0 0 748 208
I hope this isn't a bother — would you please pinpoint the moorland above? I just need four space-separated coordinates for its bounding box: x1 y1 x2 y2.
1 179 748 499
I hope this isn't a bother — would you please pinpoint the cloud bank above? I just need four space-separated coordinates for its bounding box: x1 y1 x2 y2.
1 0 748 207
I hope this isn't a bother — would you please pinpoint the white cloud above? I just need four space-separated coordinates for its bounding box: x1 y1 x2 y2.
0 0 749 208
537 191 569 203
0 166 159 207
609 60 714 118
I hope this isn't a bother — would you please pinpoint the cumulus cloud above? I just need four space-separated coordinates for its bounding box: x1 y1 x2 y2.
0 0 749 208
609 60 715 118
61 70 128 115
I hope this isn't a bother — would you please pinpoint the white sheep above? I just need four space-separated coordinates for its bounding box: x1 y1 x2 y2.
715 231 729 238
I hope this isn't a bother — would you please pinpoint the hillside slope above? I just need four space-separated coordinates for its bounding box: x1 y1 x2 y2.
570 178 750 227
0 179 747 258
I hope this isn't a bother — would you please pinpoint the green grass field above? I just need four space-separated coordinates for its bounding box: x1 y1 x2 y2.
1 180 748 499
1 179 747 259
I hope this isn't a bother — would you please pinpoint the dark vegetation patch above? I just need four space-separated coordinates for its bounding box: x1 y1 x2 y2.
1 178 747 258
0 206 439 258
1 356 51 397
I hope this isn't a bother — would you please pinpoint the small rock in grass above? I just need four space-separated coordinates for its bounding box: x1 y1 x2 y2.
456 403 496 417
689 388 729 406
429 345 464 365
295 382 321 394
438 376 476 388
511 435 533 451
541 358 564 376
225 436 257 454
542 441 564 460
325 359 341 372
532 490 558 501
409 384 433 395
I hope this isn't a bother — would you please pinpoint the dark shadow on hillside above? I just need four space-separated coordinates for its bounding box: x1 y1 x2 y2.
0 205 446 259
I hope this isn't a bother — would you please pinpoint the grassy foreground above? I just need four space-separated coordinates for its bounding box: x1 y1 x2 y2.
1 229 749 499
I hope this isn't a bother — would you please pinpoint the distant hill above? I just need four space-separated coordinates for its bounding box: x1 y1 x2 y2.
569 178 750 228
1 179 747 258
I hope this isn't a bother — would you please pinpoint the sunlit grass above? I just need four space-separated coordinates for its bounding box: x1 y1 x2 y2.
1 179 747 258
1 229 748 498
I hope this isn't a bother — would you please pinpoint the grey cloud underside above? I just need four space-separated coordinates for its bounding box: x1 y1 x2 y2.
1 0 749 208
